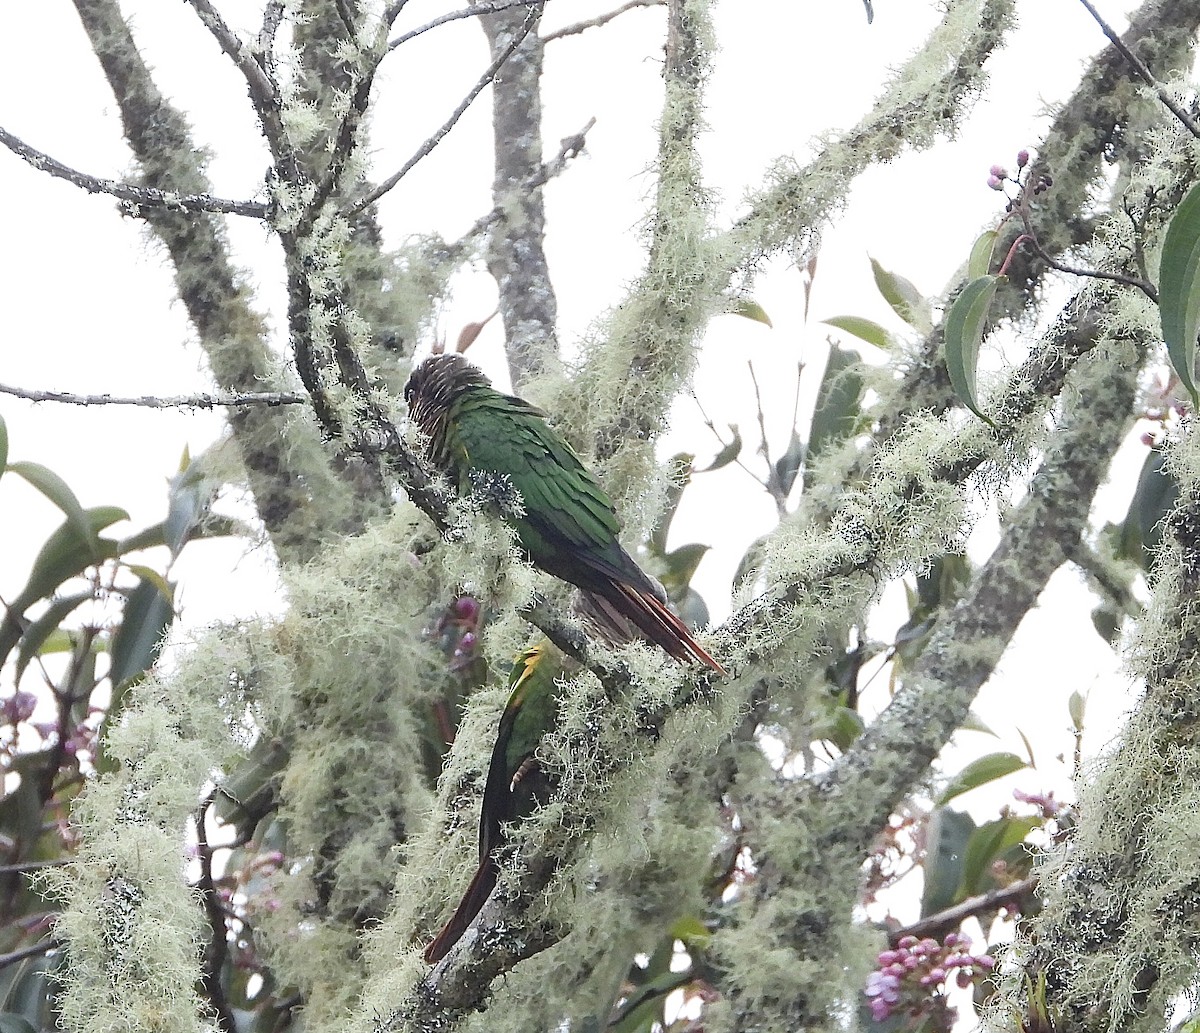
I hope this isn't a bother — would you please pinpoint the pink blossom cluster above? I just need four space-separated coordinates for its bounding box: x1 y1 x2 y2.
864 932 995 1024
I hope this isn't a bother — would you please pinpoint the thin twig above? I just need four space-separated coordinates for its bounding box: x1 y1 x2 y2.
0 383 306 409
0 126 268 219
435 117 596 264
542 0 664 42
184 0 278 107
351 6 541 215
387 0 541 51
888 875 1038 945
0 859 69 875
0 939 62 971
1076 0 1200 142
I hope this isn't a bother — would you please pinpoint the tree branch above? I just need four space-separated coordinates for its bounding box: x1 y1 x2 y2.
1076 0 1200 140
0 126 268 218
542 0 665 42
351 6 541 216
0 383 305 409
386 0 543 51
889 875 1039 946
478 0 559 387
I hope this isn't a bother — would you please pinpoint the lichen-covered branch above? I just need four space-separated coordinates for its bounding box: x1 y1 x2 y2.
70 0 381 565
999 422 1200 1032
478 2 560 389
0 124 268 217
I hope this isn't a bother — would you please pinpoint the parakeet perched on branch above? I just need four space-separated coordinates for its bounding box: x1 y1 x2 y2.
404 354 725 674
424 642 561 963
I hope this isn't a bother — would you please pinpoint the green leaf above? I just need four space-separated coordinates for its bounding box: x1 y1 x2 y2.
1158 179 1200 407
108 577 175 690
960 711 999 737
870 256 931 332
0 507 128 665
968 229 999 280
0 1013 38 1033
1016 726 1037 768
774 429 805 499
956 815 1040 900
943 274 1001 427
820 315 891 350
804 345 862 488
649 454 693 555
727 296 773 328
6 462 98 559
164 454 216 557
13 592 94 686
1119 447 1178 571
659 543 710 595
698 425 742 472
920 807 976 917
938 751 1027 806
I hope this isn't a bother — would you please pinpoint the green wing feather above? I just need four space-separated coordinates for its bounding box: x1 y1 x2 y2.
449 391 652 592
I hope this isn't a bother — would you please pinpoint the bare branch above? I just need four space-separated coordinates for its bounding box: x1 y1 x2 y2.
0 125 268 218
257 0 285 65
889 876 1039 946
1076 0 1200 140
542 0 665 42
435 117 596 267
185 0 277 105
0 382 305 409
0 939 62 971
386 0 541 51
349 5 541 215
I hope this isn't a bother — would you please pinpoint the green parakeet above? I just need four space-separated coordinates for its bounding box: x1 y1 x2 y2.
404 354 725 674
424 642 562 963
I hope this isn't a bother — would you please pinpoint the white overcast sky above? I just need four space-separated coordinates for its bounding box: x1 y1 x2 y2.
0 1 1163 849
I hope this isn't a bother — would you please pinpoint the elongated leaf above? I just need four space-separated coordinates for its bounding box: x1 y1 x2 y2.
804 346 862 488
649 454 694 554
13 592 94 685
0 507 128 664
870 256 931 332
968 229 999 280
944 274 1000 427
108 577 175 689
1158 179 1200 407
1119 447 1178 570
728 297 773 328
699 426 742 472
6 462 97 558
921 807 975 917
0 414 7 476
165 454 216 557
774 429 805 498
938 751 1027 805
957 815 1040 899
821 315 890 350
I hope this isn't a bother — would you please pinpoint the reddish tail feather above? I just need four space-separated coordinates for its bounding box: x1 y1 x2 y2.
424 857 498 964
610 582 727 675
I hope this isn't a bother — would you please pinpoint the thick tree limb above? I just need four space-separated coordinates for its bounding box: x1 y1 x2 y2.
478 1 560 388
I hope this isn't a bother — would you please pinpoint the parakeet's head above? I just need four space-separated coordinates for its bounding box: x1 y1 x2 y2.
404 354 491 436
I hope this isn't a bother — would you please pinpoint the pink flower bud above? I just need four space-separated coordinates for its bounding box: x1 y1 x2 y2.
877 950 899 965
1017 149 1030 168
452 596 480 622
898 935 918 949
989 164 1008 179
987 175 1004 191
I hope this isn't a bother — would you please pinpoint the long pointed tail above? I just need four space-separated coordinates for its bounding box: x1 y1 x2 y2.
423 857 498 964
605 582 727 675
